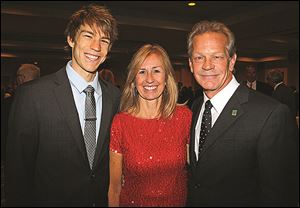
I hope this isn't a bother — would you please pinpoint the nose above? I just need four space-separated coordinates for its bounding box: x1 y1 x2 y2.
90 39 101 52
146 71 154 83
202 58 214 70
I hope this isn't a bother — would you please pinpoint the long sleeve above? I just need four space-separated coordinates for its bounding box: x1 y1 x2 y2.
5 84 39 206
257 103 299 206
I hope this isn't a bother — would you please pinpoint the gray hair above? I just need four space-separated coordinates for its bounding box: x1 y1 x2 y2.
267 69 284 84
187 20 236 58
18 64 40 79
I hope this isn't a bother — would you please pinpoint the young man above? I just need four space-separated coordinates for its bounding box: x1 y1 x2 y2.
187 20 298 206
5 4 120 206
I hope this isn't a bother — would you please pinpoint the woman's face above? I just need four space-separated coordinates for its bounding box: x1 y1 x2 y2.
135 53 166 102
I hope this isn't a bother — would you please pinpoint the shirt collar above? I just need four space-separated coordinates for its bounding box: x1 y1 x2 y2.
66 60 101 95
247 80 256 85
274 81 284 90
203 76 240 114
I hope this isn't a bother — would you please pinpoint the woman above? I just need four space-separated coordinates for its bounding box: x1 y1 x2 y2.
108 44 192 207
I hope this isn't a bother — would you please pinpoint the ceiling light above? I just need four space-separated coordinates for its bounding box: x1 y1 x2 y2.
188 2 196 7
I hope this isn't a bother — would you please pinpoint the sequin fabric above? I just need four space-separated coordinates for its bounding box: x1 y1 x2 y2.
110 106 192 207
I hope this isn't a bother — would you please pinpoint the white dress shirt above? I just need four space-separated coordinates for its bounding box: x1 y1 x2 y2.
194 76 240 160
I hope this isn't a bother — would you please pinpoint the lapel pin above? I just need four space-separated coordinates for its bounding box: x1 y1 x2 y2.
231 109 238 116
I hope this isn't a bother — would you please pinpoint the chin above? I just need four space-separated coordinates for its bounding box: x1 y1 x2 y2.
140 94 162 101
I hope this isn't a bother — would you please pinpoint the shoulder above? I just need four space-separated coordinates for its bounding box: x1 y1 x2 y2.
239 86 288 119
257 80 272 89
249 88 277 105
112 112 129 123
14 72 59 97
191 96 203 112
237 84 276 105
175 105 192 119
99 79 121 98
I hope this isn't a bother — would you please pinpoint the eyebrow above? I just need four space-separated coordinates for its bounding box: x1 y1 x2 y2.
193 52 225 55
80 30 110 40
140 66 162 70
80 30 93 35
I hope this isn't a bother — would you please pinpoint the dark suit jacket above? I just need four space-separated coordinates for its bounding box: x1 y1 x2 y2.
188 84 299 207
5 68 120 207
256 80 273 96
1 95 13 162
243 80 273 96
272 83 297 118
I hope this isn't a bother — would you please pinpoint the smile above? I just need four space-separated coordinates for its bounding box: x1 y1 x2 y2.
85 53 100 61
144 86 158 90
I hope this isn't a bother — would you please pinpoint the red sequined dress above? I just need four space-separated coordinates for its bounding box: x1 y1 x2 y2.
110 106 192 207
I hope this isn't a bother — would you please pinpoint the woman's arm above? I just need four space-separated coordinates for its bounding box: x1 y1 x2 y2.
108 151 123 207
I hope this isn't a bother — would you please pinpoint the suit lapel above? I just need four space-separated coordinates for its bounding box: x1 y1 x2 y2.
53 68 88 165
198 85 248 159
190 97 204 167
93 79 113 168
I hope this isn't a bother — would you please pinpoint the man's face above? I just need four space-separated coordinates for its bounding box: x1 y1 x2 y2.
245 66 257 82
189 32 236 98
67 24 110 81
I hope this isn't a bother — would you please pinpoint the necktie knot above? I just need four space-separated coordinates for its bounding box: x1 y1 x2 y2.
205 100 213 110
84 85 95 95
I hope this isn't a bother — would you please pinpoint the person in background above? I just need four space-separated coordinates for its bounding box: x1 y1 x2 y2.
99 68 116 85
108 44 192 207
2 64 40 164
244 64 273 96
290 85 299 116
16 63 40 86
187 20 298 206
5 4 119 206
267 69 297 118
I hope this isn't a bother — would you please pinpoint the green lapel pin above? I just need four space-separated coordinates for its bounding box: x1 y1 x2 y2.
231 109 238 116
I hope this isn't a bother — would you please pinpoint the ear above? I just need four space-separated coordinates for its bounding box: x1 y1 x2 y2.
189 58 194 73
67 36 74 48
229 54 237 72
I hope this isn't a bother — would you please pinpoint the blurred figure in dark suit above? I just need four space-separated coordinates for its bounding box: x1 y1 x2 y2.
267 69 297 118
244 64 273 96
2 64 40 163
16 64 40 86
290 85 299 116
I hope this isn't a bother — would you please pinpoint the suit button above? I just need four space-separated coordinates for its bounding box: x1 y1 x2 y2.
194 184 200 189
91 174 95 179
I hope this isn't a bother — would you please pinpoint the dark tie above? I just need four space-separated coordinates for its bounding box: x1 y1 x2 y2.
83 85 96 169
198 100 213 155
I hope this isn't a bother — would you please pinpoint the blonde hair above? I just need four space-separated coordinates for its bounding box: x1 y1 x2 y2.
120 44 178 118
